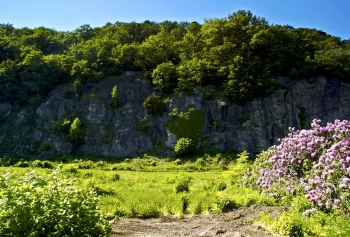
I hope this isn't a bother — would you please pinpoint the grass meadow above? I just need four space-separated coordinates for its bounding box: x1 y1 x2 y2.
2 151 350 236
0 152 274 219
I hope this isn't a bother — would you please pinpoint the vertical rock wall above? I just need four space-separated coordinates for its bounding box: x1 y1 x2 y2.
1 73 350 158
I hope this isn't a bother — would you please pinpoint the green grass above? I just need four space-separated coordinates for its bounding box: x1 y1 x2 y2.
2 153 350 236
0 166 273 219
255 195 350 237
0 153 274 219
3 146 350 237
74 169 275 218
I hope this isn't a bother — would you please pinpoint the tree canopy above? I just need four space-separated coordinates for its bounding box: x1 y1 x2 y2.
1 10 350 106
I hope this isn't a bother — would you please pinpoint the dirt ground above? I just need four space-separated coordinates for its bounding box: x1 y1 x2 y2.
112 205 285 237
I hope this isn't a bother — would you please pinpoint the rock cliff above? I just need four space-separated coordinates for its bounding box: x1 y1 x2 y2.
1 72 350 158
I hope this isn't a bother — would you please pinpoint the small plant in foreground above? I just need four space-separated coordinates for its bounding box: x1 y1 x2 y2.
111 172 121 181
175 176 191 193
216 181 227 191
257 195 350 237
0 170 112 236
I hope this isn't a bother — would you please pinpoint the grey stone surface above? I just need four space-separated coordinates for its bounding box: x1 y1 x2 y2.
0 102 12 118
2 73 350 158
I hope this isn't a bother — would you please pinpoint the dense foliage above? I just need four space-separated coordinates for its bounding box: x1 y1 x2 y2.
168 107 205 140
143 94 167 116
1 10 350 106
0 169 111 236
174 137 196 157
249 119 350 216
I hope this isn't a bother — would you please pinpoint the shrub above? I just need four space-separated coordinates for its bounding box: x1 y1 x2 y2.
69 118 85 146
174 138 196 157
14 160 30 167
136 118 149 131
174 158 182 165
143 94 167 116
30 160 55 169
175 176 191 193
169 108 178 118
216 181 227 191
179 195 188 213
111 173 121 181
214 198 234 212
95 160 107 167
0 170 111 236
72 78 83 94
30 159 44 168
83 172 93 178
109 85 119 108
62 165 79 174
41 143 51 152
78 160 95 169
42 161 56 169
0 156 12 166
273 211 309 237
93 185 116 196
253 119 350 214
259 198 350 237
149 160 157 166
195 157 205 166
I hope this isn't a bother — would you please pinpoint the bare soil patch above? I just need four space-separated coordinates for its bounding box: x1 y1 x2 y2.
112 205 285 237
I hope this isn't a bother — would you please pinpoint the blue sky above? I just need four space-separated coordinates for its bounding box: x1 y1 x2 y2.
1 0 349 39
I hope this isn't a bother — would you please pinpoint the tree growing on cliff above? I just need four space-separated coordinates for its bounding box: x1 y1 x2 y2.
143 94 167 116
151 61 178 93
69 118 85 147
109 85 119 108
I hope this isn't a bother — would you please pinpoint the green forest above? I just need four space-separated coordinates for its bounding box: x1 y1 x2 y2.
1 10 350 106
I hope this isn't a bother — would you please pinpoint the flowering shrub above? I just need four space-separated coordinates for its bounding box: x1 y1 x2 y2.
0 170 112 236
252 119 350 214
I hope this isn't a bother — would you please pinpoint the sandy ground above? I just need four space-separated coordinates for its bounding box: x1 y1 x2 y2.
112 205 284 237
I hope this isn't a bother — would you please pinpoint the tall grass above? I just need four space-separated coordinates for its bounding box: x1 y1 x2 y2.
3 151 350 236
0 154 275 219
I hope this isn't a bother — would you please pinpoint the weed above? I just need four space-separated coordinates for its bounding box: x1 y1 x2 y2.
175 176 191 193
111 173 121 181
78 160 95 169
216 181 227 191
62 165 79 174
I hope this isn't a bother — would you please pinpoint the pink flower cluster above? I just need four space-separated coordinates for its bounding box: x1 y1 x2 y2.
257 119 350 214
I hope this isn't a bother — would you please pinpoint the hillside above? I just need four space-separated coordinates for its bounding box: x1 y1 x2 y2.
1 10 350 158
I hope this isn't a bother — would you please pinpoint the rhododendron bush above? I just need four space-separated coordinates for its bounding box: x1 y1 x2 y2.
248 119 350 215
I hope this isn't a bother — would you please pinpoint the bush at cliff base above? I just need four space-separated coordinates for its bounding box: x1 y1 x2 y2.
0 170 112 236
174 137 196 157
246 119 350 215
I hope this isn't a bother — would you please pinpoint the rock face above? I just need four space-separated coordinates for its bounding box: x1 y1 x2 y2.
1 72 350 158
203 77 350 152
0 103 11 118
